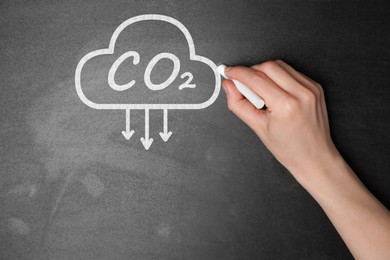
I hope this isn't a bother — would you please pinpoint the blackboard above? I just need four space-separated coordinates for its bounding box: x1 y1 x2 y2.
1 1 389 259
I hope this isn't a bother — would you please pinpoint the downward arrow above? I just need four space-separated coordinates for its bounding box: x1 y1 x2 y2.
140 109 153 150
121 109 134 140
159 109 172 142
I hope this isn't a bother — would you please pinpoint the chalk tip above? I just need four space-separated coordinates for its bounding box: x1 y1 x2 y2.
217 64 227 78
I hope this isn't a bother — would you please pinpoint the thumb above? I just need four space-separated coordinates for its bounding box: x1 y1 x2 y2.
223 79 266 134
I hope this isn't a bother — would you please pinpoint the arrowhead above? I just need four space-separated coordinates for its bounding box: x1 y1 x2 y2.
159 131 172 142
140 137 153 150
121 130 135 140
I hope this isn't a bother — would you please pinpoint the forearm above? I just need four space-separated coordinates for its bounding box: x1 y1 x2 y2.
293 151 390 260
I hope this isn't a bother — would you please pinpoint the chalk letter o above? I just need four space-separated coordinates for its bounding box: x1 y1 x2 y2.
144 53 180 91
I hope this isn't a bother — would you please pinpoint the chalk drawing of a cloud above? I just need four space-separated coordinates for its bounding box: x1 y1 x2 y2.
74 14 221 150
75 14 220 110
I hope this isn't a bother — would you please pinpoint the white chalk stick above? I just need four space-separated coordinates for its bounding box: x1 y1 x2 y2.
217 64 265 109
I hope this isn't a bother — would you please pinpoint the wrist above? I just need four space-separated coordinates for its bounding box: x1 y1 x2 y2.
288 145 345 190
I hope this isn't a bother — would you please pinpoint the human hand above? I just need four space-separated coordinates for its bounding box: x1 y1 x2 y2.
222 60 339 179
223 60 390 260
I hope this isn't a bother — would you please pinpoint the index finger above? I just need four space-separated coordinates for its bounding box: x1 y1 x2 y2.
224 66 287 107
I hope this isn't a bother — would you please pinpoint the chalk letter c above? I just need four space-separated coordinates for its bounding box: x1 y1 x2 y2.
108 51 140 91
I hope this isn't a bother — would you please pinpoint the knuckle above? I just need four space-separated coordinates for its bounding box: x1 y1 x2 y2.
250 64 261 70
316 83 324 96
281 97 300 116
227 101 236 112
251 71 267 82
313 88 322 99
300 89 316 104
310 82 323 99
310 86 321 98
259 60 279 73
274 59 284 65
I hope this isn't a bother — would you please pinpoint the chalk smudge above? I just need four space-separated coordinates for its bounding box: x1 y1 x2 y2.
7 183 38 198
8 217 30 235
156 223 172 239
80 173 105 198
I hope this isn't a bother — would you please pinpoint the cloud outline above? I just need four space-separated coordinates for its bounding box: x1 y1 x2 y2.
75 14 221 110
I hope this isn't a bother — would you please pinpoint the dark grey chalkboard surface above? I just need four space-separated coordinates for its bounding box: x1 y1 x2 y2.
1 1 389 259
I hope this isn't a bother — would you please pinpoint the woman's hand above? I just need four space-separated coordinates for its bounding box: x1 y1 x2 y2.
222 60 339 179
222 60 390 260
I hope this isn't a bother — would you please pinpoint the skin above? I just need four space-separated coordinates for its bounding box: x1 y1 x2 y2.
222 60 390 260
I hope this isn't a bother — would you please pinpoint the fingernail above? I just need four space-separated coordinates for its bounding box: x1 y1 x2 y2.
225 66 233 72
222 82 229 94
